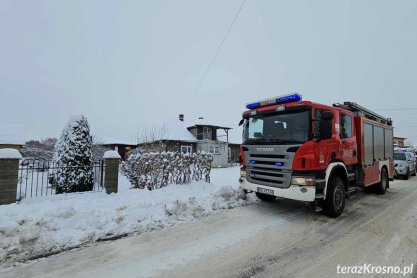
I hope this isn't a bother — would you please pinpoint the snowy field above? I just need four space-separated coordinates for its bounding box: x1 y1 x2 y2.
0 166 254 268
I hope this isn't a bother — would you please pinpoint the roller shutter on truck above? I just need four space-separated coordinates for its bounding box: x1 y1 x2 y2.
363 121 393 166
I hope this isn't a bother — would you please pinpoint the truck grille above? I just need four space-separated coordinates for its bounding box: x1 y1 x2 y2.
244 145 298 189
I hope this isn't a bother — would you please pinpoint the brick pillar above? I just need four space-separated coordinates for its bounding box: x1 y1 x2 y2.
0 149 22 205
103 151 121 194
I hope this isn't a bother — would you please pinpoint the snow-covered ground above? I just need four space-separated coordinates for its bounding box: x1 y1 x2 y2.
0 166 253 268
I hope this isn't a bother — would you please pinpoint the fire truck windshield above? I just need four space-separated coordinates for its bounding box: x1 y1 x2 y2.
243 109 311 145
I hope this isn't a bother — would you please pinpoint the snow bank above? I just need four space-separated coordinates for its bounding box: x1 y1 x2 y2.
0 167 253 268
0 148 22 159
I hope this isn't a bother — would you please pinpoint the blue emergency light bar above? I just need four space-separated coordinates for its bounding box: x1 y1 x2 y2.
246 93 302 109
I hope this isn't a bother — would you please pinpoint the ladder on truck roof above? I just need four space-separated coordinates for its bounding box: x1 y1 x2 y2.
333 102 393 126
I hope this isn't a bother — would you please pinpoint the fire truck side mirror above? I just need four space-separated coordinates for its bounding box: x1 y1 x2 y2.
238 119 245 126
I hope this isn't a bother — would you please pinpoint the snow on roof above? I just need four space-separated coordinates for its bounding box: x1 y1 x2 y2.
0 148 22 159
136 120 197 144
95 135 137 146
0 124 25 145
161 120 197 142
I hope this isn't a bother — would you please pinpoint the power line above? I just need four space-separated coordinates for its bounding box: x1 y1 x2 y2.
373 108 417 111
190 0 247 102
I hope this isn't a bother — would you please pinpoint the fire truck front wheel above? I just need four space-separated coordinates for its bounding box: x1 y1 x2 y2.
323 177 345 218
255 192 277 202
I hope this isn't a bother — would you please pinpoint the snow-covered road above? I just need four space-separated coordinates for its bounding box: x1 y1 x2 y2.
3 178 417 277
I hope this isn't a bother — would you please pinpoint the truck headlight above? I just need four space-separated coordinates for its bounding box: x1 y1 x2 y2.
291 176 315 186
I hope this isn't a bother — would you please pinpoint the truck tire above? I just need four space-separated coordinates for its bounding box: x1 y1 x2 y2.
255 192 276 202
377 167 388 194
323 177 345 217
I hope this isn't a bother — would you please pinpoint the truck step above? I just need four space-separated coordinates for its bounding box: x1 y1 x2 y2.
346 186 360 198
314 206 323 213
347 173 356 181
310 201 323 212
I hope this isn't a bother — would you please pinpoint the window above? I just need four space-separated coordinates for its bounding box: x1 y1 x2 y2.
203 127 212 140
340 114 352 139
209 145 220 154
228 147 231 161
181 145 192 154
244 109 311 144
394 152 406 160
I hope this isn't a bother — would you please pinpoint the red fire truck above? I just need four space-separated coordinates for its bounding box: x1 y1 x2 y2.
239 94 394 217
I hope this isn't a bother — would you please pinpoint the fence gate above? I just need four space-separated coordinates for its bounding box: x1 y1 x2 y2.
17 159 105 201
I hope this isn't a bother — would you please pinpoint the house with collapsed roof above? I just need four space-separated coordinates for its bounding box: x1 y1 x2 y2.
137 115 240 167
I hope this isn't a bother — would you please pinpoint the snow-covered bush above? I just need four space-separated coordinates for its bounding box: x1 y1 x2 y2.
49 115 94 194
122 152 213 190
21 138 57 160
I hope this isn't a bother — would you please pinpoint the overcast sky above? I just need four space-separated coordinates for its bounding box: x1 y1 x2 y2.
1 0 417 144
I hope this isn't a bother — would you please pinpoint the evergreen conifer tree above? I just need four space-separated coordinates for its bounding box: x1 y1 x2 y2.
51 115 94 193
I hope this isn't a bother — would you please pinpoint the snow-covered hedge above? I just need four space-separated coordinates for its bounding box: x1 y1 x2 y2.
122 152 213 190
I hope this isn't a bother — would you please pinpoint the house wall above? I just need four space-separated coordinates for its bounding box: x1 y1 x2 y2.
138 141 197 154
165 141 197 153
188 127 198 139
393 138 406 147
138 141 168 153
194 126 217 140
228 144 240 163
197 141 228 167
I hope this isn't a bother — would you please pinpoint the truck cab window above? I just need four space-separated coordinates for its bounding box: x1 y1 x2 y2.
244 110 310 144
247 118 264 139
340 114 352 139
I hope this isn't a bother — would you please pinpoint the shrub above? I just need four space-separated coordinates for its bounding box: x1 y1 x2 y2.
122 151 213 190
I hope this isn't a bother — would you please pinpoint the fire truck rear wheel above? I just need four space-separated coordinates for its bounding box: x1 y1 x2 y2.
323 177 345 218
377 167 388 194
255 192 277 201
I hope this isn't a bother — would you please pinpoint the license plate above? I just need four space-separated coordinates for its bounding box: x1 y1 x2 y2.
257 187 274 196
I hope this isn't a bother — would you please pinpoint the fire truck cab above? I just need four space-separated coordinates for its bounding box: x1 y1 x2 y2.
239 94 394 217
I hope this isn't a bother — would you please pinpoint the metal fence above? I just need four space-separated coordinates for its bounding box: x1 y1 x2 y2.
17 159 105 201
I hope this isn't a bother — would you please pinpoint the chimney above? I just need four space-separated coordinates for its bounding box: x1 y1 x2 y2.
179 114 184 122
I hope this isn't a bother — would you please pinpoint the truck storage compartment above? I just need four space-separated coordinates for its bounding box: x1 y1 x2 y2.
357 118 393 166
